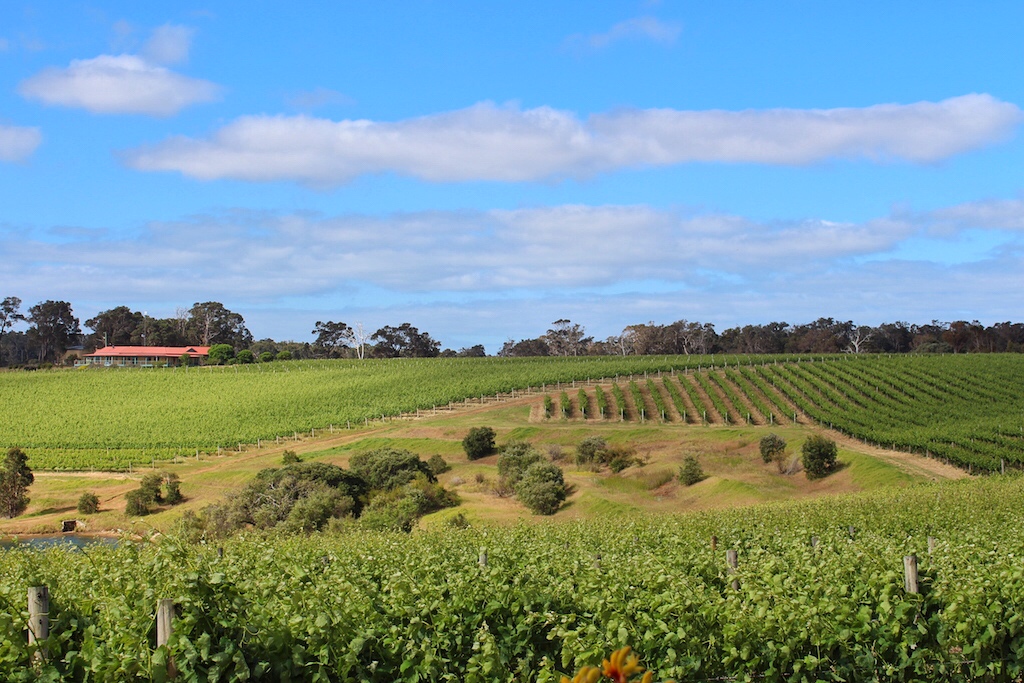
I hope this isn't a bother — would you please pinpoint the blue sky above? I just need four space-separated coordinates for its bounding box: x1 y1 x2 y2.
1 2 1022 351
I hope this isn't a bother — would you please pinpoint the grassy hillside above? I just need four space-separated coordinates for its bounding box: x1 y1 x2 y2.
2 354 1022 472
536 355 1024 472
1 381 965 535
1 355 786 470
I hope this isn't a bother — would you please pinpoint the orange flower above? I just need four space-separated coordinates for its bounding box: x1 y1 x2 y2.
559 646 672 683
602 647 645 683
561 665 602 683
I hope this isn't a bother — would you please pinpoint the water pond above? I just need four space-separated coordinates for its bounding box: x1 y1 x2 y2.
0 534 120 550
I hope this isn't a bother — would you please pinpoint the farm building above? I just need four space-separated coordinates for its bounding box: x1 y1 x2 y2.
82 345 211 367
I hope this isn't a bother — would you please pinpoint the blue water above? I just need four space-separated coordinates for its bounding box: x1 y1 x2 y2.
0 534 120 550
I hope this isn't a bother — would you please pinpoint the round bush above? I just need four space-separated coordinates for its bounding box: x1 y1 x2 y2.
678 455 705 486
802 435 838 479
77 492 100 514
462 427 496 460
515 462 567 515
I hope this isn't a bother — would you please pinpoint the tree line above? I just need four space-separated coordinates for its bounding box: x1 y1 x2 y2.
4 295 1024 367
0 297 480 367
501 317 1024 356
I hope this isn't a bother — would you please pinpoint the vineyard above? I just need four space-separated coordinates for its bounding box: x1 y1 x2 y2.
2 477 1024 681
0 355 805 471
2 354 1023 473
540 354 1024 473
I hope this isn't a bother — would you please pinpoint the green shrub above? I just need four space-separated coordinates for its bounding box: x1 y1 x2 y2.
359 474 459 532
163 473 184 504
760 433 788 472
124 489 149 516
77 491 100 514
280 490 355 534
515 462 567 515
802 435 838 480
139 472 164 504
679 456 705 486
281 449 301 464
462 426 496 460
236 349 255 364
543 395 553 417
349 448 434 491
276 350 293 361
237 462 369 529
259 351 274 363
605 444 639 472
207 344 235 364
575 436 608 465
427 454 450 476
497 441 544 488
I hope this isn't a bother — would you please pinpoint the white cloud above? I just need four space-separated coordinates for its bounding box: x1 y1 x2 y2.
926 199 1024 232
2 198 1023 346
142 24 194 65
124 94 1023 184
0 124 42 161
566 16 681 50
19 47 218 116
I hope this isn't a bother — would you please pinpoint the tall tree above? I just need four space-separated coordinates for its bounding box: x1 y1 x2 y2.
0 447 33 518
0 297 25 366
497 338 550 357
188 302 253 348
312 321 353 357
545 319 591 356
27 300 81 363
352 322 370 360
371 323 441 358
85 305 143 348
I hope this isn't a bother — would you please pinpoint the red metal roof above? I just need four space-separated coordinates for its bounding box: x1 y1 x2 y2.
84 345 212 358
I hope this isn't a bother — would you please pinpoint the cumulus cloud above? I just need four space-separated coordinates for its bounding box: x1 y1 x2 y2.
0 124 42 161
566 15 682 50
124 94 1022 184
18 25 218 116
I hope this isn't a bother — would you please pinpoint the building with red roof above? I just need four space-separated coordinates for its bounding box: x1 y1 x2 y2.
82 345 211 367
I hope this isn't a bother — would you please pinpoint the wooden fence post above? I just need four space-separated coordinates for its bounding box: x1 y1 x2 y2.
711 535 718 552
726 549 739 590
927 537 935 554
478 548 488 568
904 555 918 594
28 586 49 660
156 599 174 647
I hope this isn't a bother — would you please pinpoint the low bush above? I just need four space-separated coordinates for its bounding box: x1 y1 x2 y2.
679 456 705 486
515 462 567 515
427 454 450 475
77 492 100 514
124 489 149 516
496 440 544 489
760 433 788 472
802 435 838 479
462 426 496 460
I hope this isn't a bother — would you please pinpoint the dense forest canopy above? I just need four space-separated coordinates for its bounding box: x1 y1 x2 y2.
2 295 1023 367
